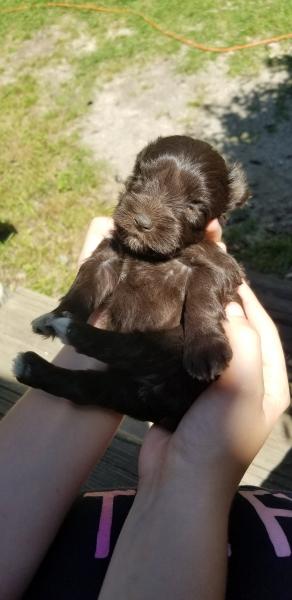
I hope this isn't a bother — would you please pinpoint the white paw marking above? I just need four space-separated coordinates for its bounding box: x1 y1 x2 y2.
50 317 72 344
12 354 30 379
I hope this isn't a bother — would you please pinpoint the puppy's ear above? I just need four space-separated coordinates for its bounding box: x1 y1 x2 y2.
227 162 251 211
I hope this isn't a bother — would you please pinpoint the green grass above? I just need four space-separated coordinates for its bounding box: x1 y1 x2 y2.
0 69 111 296
1 1 292 75
0 1 292 294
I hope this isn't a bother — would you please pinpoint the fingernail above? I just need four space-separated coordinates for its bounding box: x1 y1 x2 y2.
225 302 245 318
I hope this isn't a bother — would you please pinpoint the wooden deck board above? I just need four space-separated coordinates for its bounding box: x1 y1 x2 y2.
81 432 139 492
248 270 292 371
0 275 291 492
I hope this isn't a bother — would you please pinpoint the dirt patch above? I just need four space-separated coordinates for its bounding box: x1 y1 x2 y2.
0 19 97 86
79 51 292 234
0 26 67 86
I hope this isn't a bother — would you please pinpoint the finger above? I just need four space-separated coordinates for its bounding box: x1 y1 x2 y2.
238 281 290 421
217 241 227 253
205 219 222 243
225 301 245 319
220 315 263 401
218 316 265 451
89 216 114 239
78 217 114 267
218 301 264 412
177 314 265 466
237 281 276 334
88 307 109 328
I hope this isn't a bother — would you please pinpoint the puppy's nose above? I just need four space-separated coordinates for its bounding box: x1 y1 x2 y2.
134 214 152 230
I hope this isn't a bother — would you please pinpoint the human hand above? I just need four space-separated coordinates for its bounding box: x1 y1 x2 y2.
98 217 289 600
138 222 290 498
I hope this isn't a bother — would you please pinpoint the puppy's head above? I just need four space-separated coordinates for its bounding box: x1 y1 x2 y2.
114 135 250 257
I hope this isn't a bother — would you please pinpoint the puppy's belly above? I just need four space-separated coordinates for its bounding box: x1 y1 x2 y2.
107 261 189 332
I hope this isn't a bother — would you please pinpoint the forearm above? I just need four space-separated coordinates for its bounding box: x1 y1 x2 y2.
0 346 122 599
99 472 233 600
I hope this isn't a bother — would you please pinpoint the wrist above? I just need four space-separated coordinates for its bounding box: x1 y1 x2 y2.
100 459 230 600
139 426 242 513
138 450 238 514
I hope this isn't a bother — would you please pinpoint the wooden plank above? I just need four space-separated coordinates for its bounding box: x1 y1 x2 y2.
82 432 140 492
248 270 292 374
0 381 21 418
0 287 63 382
242 414 292 490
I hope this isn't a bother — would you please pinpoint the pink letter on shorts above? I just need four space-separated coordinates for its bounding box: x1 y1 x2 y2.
239 490 292 557
84 490 136 558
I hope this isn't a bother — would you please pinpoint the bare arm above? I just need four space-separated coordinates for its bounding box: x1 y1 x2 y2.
0 218 123 599
99 456 230 600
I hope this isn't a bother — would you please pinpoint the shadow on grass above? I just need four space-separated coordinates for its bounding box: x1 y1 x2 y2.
196 55 292 275
0 222 17 243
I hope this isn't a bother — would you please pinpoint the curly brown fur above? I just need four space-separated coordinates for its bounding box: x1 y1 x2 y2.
14 135 250 426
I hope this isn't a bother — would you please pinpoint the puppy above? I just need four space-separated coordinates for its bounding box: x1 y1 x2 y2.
14 135 250 424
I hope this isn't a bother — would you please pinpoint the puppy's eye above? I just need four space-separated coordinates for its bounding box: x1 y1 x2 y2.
132 183 143 194
185 204 199 218
185 204 204 226
121 197 135 212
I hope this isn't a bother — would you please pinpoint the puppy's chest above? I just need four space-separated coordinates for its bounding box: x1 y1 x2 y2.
107 259 190 332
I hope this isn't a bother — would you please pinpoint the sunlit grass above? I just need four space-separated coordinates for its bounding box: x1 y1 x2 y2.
0 1 291 293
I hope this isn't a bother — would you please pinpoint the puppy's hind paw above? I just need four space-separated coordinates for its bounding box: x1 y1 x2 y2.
13 351 52 388
12 352 31 383
13 352 36 385
183 335 232 382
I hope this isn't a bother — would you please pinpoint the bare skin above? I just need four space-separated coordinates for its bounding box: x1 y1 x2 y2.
99 282 290 600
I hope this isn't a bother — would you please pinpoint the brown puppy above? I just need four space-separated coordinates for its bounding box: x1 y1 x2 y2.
14 135 250 425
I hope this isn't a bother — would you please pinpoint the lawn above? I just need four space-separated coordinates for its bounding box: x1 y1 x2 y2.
0 0 291 295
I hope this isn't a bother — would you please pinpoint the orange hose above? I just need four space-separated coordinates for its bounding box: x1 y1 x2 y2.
1 2 292 53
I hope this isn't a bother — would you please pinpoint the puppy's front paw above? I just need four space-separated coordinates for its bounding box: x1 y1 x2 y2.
32 312 55 337
183 335 232 382
32 311 72 338
13 351 48 386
